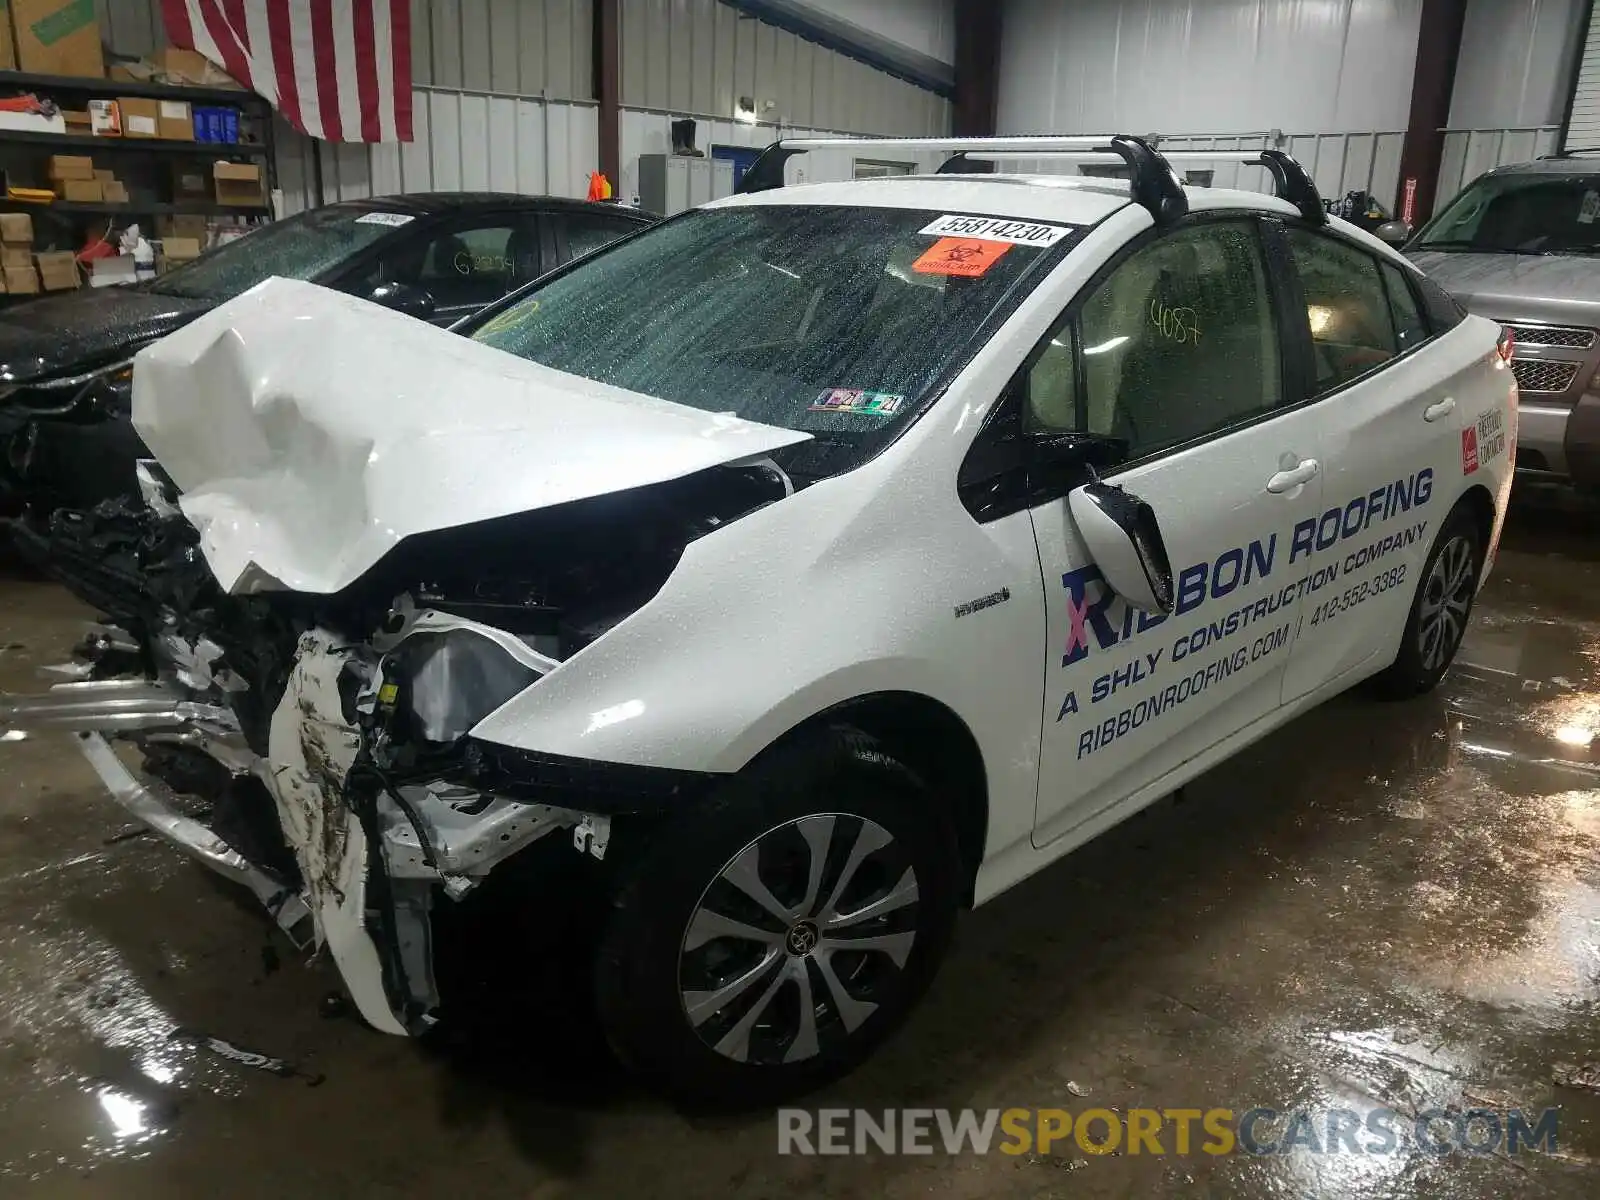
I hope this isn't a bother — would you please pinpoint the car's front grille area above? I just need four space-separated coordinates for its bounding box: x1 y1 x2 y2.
1510 359 1581 394
1504 323 1596 349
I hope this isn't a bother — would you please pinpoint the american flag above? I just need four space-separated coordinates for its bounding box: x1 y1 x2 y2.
160 0 413 143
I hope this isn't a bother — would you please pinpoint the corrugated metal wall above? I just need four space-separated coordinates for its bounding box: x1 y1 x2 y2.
616 0 950 203
618 0 948 136
1453 0 1586 130
788 0 955 65
998 0 1424 137
1564 3 1600 149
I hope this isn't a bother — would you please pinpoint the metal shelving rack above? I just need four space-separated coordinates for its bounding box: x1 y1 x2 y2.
0 67 276 220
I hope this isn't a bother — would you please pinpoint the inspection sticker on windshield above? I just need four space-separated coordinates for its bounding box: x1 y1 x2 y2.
356 211 415 227
913 237 1012 278
1580 190 1600 225
811 388 904 416
919 215 1071 246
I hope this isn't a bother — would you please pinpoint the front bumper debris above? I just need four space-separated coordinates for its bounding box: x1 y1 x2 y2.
75 730 313 946
2 632 608 1038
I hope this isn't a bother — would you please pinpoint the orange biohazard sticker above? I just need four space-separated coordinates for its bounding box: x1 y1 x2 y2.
911 237 1012 278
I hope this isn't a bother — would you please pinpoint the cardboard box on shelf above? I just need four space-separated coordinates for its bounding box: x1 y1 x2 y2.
88 99 122 136
157 214 208 241
119 97 161 139
4 265 39 295
92 168 113 184
54 178 102 202
90 255 136 287
171 165 209 201
63 109 91 131
158 46 242 88
35 251 79 290
0 111 66 134
161 236 201 261
0 213 35 243
0 4 15 71
13 0 106 78
101 180 128 203
1 247 33 270
212 161 264 207
47 154 95 181
157 99 194 141
108 63 139 82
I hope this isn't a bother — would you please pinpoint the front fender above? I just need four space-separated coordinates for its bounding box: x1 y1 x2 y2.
464 454 1049 857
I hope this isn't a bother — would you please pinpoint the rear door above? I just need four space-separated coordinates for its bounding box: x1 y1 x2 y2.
1275 227 1466 702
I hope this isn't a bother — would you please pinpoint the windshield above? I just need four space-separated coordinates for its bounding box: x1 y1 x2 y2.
468 205 1076 477
149 205 412 299
1417 171 1600 254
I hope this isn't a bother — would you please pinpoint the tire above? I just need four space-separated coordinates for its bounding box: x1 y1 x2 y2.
1372 505 1482 699
594 724 961 1109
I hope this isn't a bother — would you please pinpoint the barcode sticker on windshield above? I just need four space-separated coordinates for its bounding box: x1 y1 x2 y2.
356 212 415 227
1580 191 1600 225
919 215 1071 246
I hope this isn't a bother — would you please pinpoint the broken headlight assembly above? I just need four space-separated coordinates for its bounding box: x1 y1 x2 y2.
361 620 552 767
22 355 139 417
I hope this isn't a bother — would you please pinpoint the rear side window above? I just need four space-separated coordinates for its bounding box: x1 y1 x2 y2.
1381 262 1429 352
1285 230 1397 393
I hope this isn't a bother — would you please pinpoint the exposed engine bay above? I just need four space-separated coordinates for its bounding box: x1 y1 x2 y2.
2 459 784 1034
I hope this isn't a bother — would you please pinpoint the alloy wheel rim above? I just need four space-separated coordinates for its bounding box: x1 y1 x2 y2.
678 813 921 1066
1418 535 1475 672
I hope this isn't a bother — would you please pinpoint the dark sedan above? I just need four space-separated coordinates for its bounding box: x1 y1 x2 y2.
0 193 656 517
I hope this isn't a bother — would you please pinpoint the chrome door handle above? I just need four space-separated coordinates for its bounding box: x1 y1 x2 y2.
1423 397 1457 422
1267 459 1320 494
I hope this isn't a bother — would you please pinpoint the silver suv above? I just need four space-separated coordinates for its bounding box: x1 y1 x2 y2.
1409 157 1600 489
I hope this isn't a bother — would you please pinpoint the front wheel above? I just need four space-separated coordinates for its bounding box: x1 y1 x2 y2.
594 726 961 1108
1373 507 1481 698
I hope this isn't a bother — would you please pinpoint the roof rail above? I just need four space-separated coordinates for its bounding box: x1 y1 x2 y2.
735 135 1324 227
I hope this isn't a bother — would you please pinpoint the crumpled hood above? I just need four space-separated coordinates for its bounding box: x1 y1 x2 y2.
133 277 811 595
1408 250 1600 312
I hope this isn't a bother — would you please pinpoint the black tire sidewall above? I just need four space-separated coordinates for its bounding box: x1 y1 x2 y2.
594 725 961 1109
1381 507 1482 697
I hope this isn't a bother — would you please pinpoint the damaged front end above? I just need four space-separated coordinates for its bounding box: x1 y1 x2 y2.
2 459 779 1034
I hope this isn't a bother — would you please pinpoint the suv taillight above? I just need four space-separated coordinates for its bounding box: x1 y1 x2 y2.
1497 326 1515 364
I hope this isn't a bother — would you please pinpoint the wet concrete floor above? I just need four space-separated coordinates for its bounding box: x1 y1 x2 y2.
0 493 1596 1198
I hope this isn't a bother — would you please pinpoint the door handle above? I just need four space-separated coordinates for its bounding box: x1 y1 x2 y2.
1423 396 1457 422
1267 459 1320 494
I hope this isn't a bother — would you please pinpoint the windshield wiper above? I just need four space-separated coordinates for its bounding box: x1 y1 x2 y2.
1414 240 1519 253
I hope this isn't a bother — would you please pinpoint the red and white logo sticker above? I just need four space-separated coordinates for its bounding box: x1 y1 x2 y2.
1461 427 1480 475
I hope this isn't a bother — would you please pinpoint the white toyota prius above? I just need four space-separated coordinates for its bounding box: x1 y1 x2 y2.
3 136 1516 1107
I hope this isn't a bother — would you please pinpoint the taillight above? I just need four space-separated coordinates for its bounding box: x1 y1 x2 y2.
1497 326 1514 364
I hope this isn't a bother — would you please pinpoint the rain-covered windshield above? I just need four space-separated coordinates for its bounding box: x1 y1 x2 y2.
148 204 411 299
1416 171 1600 255
468 205 1077 476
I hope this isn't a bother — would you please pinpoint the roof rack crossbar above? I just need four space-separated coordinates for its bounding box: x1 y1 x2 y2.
735 136 1323 227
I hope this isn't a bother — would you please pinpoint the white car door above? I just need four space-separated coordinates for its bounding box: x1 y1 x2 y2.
1275 229 1466 703
1022 216 1330 848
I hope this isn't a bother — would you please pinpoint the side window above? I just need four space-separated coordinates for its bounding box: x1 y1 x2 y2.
1068 220 1281 455
1024 327 1077 432
1381 262 1428 353
358 218 531 310
561 213 643 264
1285 230 1398 392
